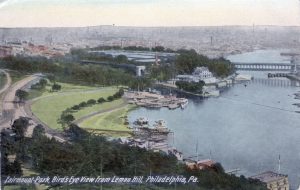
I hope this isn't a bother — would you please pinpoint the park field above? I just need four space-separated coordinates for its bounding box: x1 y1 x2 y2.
79 105 135 136
31 83 125 130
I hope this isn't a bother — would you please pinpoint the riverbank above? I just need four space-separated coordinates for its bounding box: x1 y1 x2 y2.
129 49 300 188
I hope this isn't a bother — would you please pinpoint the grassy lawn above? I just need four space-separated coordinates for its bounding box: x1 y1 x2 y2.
80 105 135 135
73 98 124 119
31 85 122 130
27 82 101 100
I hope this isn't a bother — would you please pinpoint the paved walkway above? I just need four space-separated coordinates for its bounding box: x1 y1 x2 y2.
0 74 66 142
0 69 12 95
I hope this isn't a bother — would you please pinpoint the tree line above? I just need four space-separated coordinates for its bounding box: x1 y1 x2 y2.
59 88 125 127
0 55 150 90
1 117 267 190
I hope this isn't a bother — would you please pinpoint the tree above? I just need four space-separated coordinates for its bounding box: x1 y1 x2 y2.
175 81 205 93
11 117 29 139
87 99 96 106
4 160 22 176
60 114 75 126
79 102 87 108
152 46 165 52
32 124 45 140
115 55 128 63
52 83 61 91
71 105 80 110
31 79 48 90
118 88 124 96
65 124 89 141
97 97 106 104
107 96 114 102
47 74 56 83
15 89 28 102
39 78 47 87
175 49 234 77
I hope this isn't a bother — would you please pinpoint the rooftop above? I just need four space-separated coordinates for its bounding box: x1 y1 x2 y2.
250 171 288 183
197 159 215 166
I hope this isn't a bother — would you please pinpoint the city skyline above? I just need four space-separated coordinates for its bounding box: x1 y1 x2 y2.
0 0 300 27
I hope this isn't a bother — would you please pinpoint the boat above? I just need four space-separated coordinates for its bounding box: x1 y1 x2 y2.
168 104 179 110
134 117 149 126
153 120 170 133
180 99 189 109
235 74 252 81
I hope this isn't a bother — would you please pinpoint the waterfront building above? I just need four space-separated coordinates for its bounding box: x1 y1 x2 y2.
175 67 217 84
186 159 216 171
175 75 198 83
250 171 289 190
192 67 213 79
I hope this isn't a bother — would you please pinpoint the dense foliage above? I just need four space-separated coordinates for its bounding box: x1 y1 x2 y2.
175 49 234 77
175 81 205 93
1 118 267 190
0 56 149 89
31 78 48 90
15 89 29 102
58 88 125 127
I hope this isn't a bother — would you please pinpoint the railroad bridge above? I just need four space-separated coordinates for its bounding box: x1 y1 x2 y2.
232 62 298 72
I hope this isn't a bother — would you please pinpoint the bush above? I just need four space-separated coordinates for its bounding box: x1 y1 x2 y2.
97 97 106 104
71 105 80 110
52 83 61 91
87 99 96 105
107 96 114 102
79 102 87 108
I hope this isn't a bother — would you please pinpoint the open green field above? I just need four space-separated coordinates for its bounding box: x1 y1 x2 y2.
80 105 135 134
28 81 102 100
31 84 124 130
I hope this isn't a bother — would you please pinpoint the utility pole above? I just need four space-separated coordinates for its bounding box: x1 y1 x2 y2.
278 154 281 173
196 140 199 162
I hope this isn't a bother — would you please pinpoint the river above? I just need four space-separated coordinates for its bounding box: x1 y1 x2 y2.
128 49 300 189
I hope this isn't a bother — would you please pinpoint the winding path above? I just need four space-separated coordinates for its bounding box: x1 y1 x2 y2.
0 69 11 95
0 75 37 129
0 74 65 142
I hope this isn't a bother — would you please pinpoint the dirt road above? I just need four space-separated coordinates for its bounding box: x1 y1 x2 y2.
0 69 11 95
0 75 37 129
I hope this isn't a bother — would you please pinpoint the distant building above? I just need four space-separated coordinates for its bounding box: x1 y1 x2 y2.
136 66 146 77
175 75 198 83
175 67 217 84
186 159 216 171
251 171 289 190
192 67 213 79
0 46 12 57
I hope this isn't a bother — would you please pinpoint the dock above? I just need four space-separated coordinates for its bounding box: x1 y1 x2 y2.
124 91 188 110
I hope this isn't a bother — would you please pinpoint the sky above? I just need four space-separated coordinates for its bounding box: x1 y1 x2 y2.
0 0 300 27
